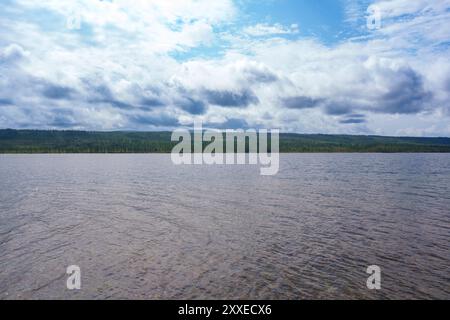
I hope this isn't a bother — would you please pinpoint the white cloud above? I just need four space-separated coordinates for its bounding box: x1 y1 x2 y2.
243 23 299 37
372 0 450 18
0 0 450 135
0 43 29 61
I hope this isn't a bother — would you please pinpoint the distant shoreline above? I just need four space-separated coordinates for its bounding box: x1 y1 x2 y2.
2 129 450 153
2 152 450 154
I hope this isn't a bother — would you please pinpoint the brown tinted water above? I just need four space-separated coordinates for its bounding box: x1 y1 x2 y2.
0 154 449 299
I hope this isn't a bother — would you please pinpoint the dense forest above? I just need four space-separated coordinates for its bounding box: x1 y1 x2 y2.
1 129 450 153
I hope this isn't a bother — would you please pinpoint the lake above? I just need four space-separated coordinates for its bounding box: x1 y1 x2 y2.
0 154 449 299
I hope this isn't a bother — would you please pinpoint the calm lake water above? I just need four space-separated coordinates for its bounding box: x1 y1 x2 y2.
0 154 449 300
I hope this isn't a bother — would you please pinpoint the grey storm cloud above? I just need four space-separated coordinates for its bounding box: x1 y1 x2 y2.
335 111 367 125
42 84 75 100
375 67 432 114
283 65 434 118
177 96 207 115
83 82 154 111
243 67 278 84
33 108 79 128
446 77 450 92
0 98 13 106
82 81 168 111
323 102 353 115
203 89 259 107
128 113 180 127
140 97 165 108
347 113 366 118
340 118 366 124
283 96 323 109
49 115 80 128
0 44 28 64
86 84 133 109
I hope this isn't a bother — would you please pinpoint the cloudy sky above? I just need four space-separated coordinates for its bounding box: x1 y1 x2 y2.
1 0 450 136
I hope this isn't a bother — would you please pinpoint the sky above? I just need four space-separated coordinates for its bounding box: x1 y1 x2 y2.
1 0 450 136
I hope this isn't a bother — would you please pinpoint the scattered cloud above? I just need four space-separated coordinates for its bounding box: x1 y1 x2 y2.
243 23 299 37
42 84 75 100
340 118 367 124
203 89 259 108
283 96 323 110
0 0 450 135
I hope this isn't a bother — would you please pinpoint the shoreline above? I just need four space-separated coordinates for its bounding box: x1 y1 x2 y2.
2 151 450 154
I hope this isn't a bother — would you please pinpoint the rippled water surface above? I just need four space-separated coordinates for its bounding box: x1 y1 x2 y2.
0 154 449 299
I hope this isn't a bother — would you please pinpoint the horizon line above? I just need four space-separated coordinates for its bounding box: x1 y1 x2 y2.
1 128 450 139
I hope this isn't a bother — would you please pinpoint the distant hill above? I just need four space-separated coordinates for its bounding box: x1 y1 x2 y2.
1 129 450 153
